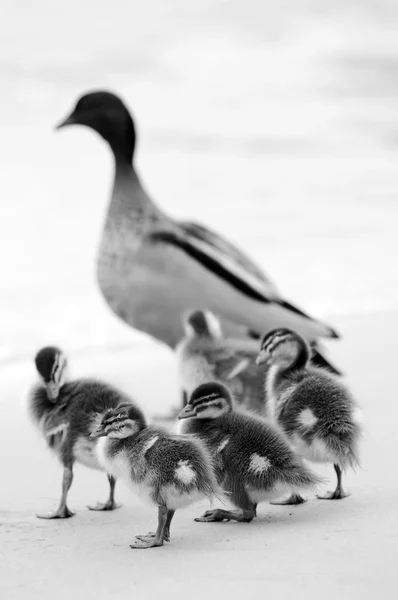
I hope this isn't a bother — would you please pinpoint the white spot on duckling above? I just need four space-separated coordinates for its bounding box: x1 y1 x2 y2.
249 453 271 473
175 460 196 484
351 407 363 424
297 408 318 428
142 436 159 454
43 422 69 438
216 437 230 453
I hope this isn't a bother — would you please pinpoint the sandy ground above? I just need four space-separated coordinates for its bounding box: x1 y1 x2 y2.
1 310 397 600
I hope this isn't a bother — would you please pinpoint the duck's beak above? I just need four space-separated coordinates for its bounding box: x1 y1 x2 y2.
89 425 107 440
255 349 269 366
177 404 196 420
55 113 77 130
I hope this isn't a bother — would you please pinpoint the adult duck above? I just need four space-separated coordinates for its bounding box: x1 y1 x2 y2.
56 91 340 373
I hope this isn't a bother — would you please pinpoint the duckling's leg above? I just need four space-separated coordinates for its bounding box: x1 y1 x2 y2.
37 465 75 519
271 494 306 505
130 505 170 549
195 507 256 523
87 475 120 511
317 464 350 500
135 509 175 543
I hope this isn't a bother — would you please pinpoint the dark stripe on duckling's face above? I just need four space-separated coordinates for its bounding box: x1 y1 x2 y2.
178 382 233 420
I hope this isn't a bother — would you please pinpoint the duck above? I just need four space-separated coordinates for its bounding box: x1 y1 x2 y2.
28 345 140 518
178 382 322 522
256 328 362 502
56 90 341 392
176 309 265 413
90 403 220 548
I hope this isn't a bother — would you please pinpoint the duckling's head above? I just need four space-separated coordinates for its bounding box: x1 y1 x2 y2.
35 346 68 401
178 382 232 420
256 328 309 370
90 403 146 440
183 310 223 339
56 91 136 163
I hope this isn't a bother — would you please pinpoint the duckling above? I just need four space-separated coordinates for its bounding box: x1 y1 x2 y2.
178 382 322 522
28 346 139 518
176 310 265 414
256 328 362 503
91 403 220 549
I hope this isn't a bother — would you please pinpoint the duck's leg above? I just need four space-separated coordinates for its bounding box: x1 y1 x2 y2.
88 475 120 511
37 465 75 519
271 493 307 505
317 464 350 500
135 509 175 543
130 505 169 549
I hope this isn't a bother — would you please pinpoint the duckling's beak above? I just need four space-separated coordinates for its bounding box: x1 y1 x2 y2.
177 405 196 420
46 382 60 401
55 113 77 130
89 425 107 440
255 349 269 366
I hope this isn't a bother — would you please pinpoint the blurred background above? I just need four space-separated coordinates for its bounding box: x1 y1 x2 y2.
0 0 397 390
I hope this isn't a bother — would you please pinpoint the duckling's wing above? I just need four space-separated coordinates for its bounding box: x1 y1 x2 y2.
149 225 339 340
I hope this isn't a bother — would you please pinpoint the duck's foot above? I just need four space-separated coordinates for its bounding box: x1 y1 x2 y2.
317 489 350 500
271 494 307 505
195 508 254 523
87 500 121 511
129 536 164 549
135 531 171 543
37 506 75 519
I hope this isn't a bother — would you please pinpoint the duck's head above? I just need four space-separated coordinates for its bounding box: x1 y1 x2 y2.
56 90 136 163
90 403 146 440
178 382 233 420
183 310 223 339
256 328 309 370
35 346 68 401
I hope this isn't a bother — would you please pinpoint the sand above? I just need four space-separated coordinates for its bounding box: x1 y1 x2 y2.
1 310 397 600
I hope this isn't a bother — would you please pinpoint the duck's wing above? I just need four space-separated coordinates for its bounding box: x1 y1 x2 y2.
180 221 278 293
149 222 339 339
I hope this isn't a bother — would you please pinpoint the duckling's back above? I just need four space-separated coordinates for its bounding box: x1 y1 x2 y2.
136 428 218 500
28 379 135 455
279 369 361 468
182 412 321 496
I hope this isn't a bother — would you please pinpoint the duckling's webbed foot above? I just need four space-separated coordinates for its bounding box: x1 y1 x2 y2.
37 466 74 519
87 500 120 511
317 464 350 500
195 508 255 523
130 506 173 549
271 494 307 506
37 506 75 519
88 475 120 511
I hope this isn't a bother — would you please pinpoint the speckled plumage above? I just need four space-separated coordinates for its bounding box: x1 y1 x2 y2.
258 328 362 501
93 404 220 548
176 310 265 414
28 347 139 518
179 382 321 522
